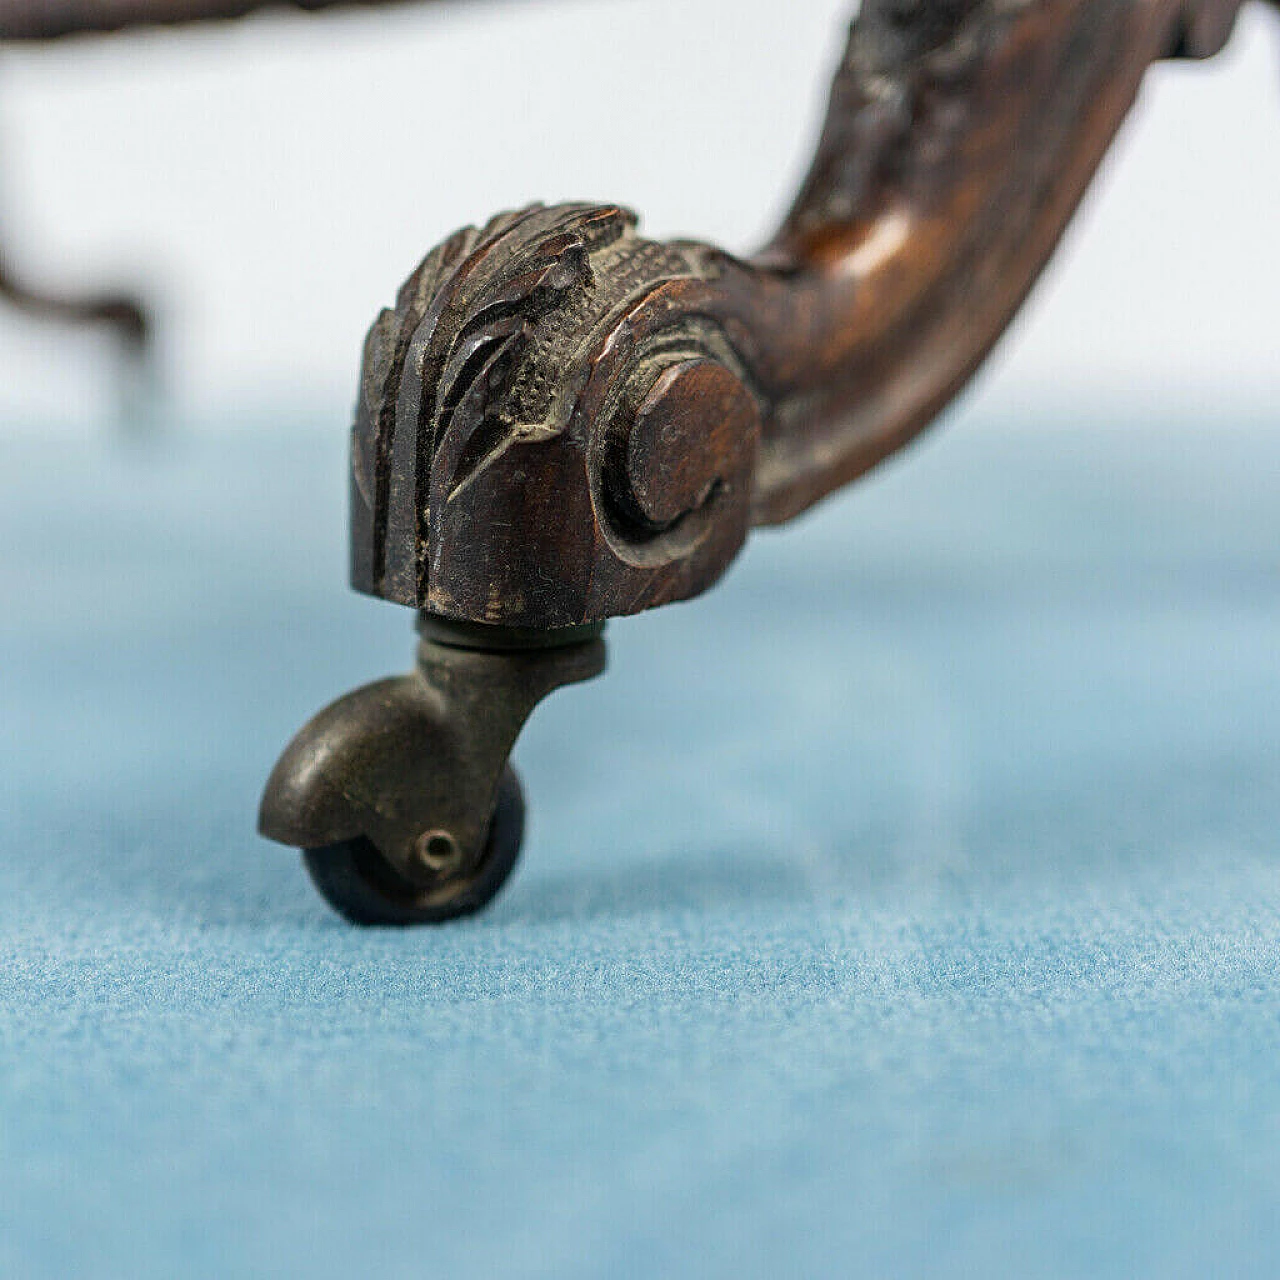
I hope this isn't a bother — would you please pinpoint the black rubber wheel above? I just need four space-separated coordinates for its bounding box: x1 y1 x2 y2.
302 765 525 926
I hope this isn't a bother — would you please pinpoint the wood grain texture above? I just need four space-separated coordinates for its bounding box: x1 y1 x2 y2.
343 0 1258 628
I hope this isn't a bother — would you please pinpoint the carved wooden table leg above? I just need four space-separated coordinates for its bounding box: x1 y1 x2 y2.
0 0 477 424
0 192 151 416
260 0 1270 924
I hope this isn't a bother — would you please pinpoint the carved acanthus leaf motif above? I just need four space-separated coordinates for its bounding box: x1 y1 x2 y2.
351 202 722 603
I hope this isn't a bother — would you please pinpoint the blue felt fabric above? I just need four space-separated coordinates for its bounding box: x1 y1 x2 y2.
2 407 1278 1278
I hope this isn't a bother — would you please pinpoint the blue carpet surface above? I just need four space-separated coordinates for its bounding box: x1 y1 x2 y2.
2 407 1278 1277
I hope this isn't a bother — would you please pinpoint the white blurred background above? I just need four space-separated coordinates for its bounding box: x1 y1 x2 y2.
0 0 1276 430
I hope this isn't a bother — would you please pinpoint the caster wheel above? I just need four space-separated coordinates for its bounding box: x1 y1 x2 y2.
302 765 525 926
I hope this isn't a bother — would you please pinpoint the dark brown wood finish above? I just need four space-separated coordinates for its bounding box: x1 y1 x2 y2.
0 250 148 348
350 0 1261 630
749 0 1248 522
263 0 1274 922
0 0 417 39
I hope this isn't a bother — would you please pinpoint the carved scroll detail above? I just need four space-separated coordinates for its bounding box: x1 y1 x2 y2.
350 203 761 623
348 0 1260 629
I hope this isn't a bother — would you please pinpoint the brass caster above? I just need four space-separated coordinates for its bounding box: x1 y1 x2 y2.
299 765 526 926
259 617 606 925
